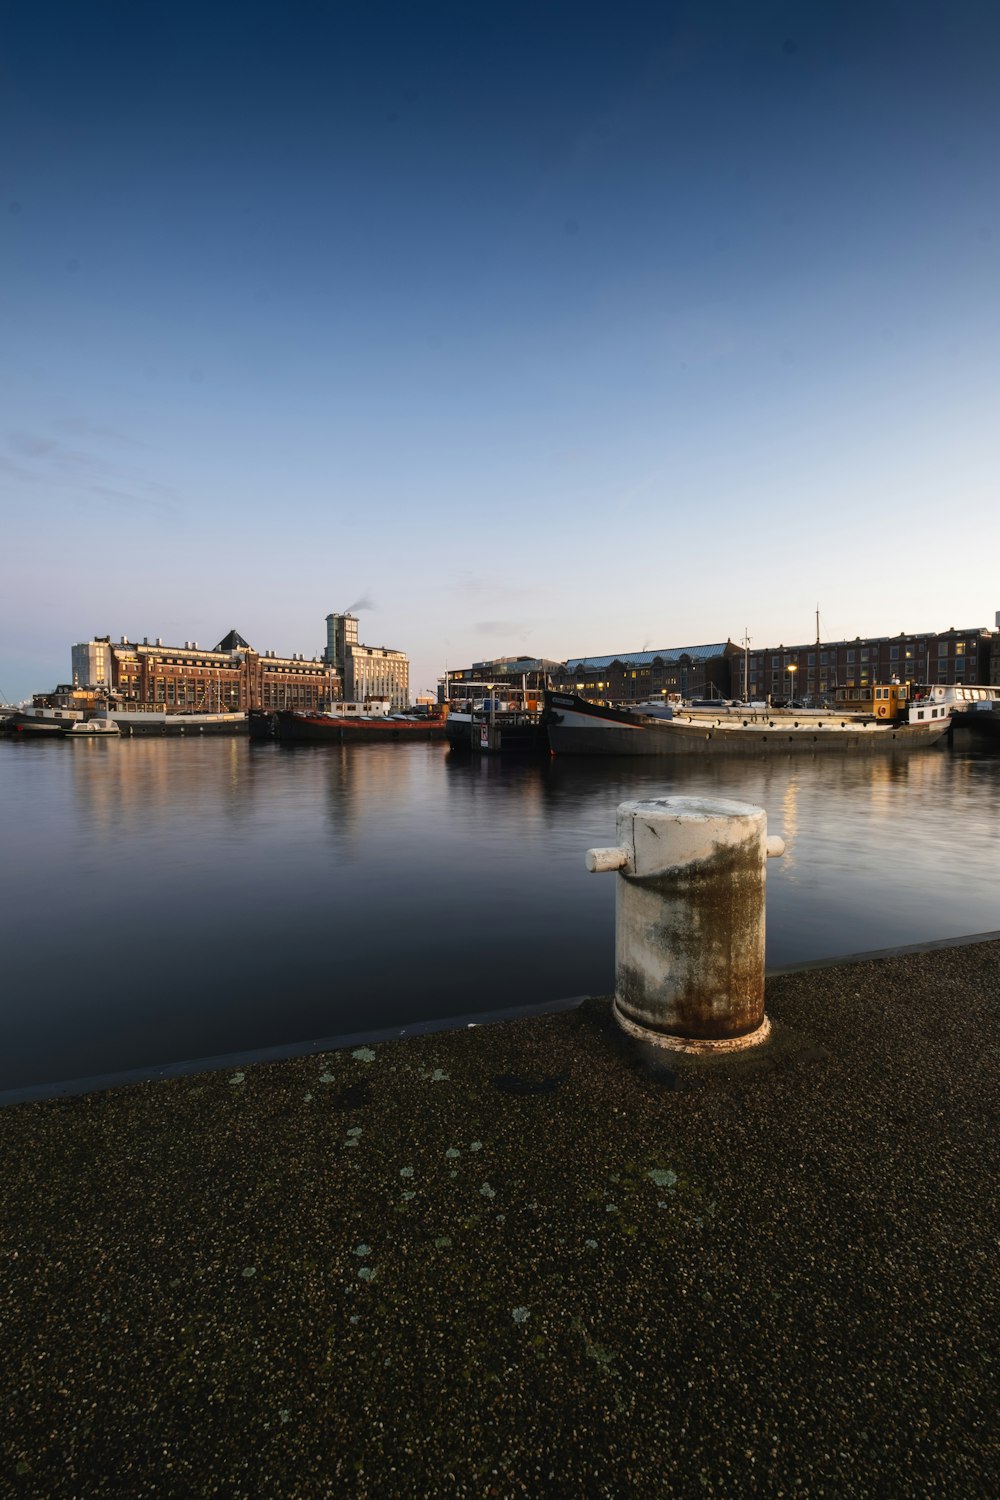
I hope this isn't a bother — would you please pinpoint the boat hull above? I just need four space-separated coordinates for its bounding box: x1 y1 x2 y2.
262 710 446 744
544 694 951 756
445 713 546 755
93 711 247 737
951 706 1000 737
4 711 81 735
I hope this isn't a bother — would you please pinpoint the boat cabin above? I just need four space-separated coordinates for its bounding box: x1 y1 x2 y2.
834 684 908 719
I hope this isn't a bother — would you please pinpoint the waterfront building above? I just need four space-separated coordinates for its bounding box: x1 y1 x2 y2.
443 647 736 706
71 640 114 693
737 626 993 704
442 655 563 705
550 642 741 705
324 613 409 711
33 683 103 712
444 622 998 711
67 630 338 713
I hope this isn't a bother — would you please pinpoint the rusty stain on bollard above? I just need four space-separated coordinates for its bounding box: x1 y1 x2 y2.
587 797 784 1053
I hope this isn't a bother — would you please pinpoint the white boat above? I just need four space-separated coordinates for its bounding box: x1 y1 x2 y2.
926 683 1000 737
61 719 121 737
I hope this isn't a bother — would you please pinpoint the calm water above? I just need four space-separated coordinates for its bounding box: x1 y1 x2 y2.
2 732 999 1094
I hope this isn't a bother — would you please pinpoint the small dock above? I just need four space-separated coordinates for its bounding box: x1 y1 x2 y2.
2 940 997 1496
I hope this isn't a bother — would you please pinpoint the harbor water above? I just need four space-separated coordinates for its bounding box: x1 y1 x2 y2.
1 732 999 1095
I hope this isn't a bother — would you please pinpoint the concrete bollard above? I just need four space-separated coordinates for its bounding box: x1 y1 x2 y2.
586 796 784 1053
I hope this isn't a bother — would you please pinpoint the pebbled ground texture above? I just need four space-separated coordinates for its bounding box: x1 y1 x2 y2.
1 941 998 1497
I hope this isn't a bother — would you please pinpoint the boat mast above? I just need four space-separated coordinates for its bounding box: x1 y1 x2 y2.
743 629 750 703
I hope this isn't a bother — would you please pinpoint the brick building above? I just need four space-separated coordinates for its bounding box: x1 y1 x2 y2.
737 626 994 705
69 629 338 713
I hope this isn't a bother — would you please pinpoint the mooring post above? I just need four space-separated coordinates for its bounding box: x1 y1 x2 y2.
586 796 784 1052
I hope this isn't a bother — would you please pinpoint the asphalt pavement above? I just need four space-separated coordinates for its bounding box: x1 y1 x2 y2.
2 940 998 1497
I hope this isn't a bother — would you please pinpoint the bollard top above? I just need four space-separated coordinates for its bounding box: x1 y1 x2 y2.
618 795 766 824
614 796 769 880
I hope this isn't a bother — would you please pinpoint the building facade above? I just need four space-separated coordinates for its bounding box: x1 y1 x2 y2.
737 626 993 704
69 629 338 713
550 642 741 705
324 613 409 711
442 655 563 704
71 640 114 693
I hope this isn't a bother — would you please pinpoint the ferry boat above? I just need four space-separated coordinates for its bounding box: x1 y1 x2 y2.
543 688 952 757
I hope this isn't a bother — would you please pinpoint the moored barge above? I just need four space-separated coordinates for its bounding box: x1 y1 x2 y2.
544 690 952 756
250 708 446 744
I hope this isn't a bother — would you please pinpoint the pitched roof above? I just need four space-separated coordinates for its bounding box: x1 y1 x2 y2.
214 629 252 652
565 643 731 672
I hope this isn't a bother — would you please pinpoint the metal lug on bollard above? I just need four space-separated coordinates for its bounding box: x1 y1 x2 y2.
584 847 630 874
586 796 781 1054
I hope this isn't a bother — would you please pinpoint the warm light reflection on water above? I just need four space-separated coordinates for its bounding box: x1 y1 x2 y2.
1 733 998 1091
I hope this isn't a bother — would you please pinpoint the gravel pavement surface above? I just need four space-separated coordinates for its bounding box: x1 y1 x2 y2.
2 941 998 1497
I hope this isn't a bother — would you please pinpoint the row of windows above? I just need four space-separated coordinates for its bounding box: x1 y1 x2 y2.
756 648 977 671
750 663 977 692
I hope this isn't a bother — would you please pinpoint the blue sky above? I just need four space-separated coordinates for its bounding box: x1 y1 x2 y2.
2 0 999 701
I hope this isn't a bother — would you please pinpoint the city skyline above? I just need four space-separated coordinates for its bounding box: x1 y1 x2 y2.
3 0 1000 703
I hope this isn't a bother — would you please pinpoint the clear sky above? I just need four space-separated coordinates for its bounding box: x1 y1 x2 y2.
2 0 999 702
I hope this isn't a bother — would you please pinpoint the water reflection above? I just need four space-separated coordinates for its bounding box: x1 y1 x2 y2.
1 735 999 1092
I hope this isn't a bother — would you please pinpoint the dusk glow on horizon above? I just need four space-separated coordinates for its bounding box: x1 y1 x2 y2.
3 0 999 702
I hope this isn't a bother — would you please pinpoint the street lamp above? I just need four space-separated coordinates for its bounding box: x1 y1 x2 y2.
787 663 798 705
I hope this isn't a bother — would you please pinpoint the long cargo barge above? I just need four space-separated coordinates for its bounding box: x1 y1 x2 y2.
544 691 952 756
91 710 248 736
250 709 446 744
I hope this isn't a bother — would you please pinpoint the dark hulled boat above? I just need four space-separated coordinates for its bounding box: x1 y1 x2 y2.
250 708 446 744
444 710 547 755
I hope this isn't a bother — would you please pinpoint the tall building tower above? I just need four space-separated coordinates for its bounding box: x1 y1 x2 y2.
323 610 409 710
71 638 113 689
324 613 359 672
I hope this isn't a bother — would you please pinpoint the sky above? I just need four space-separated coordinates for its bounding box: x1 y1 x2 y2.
2 0 999 702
